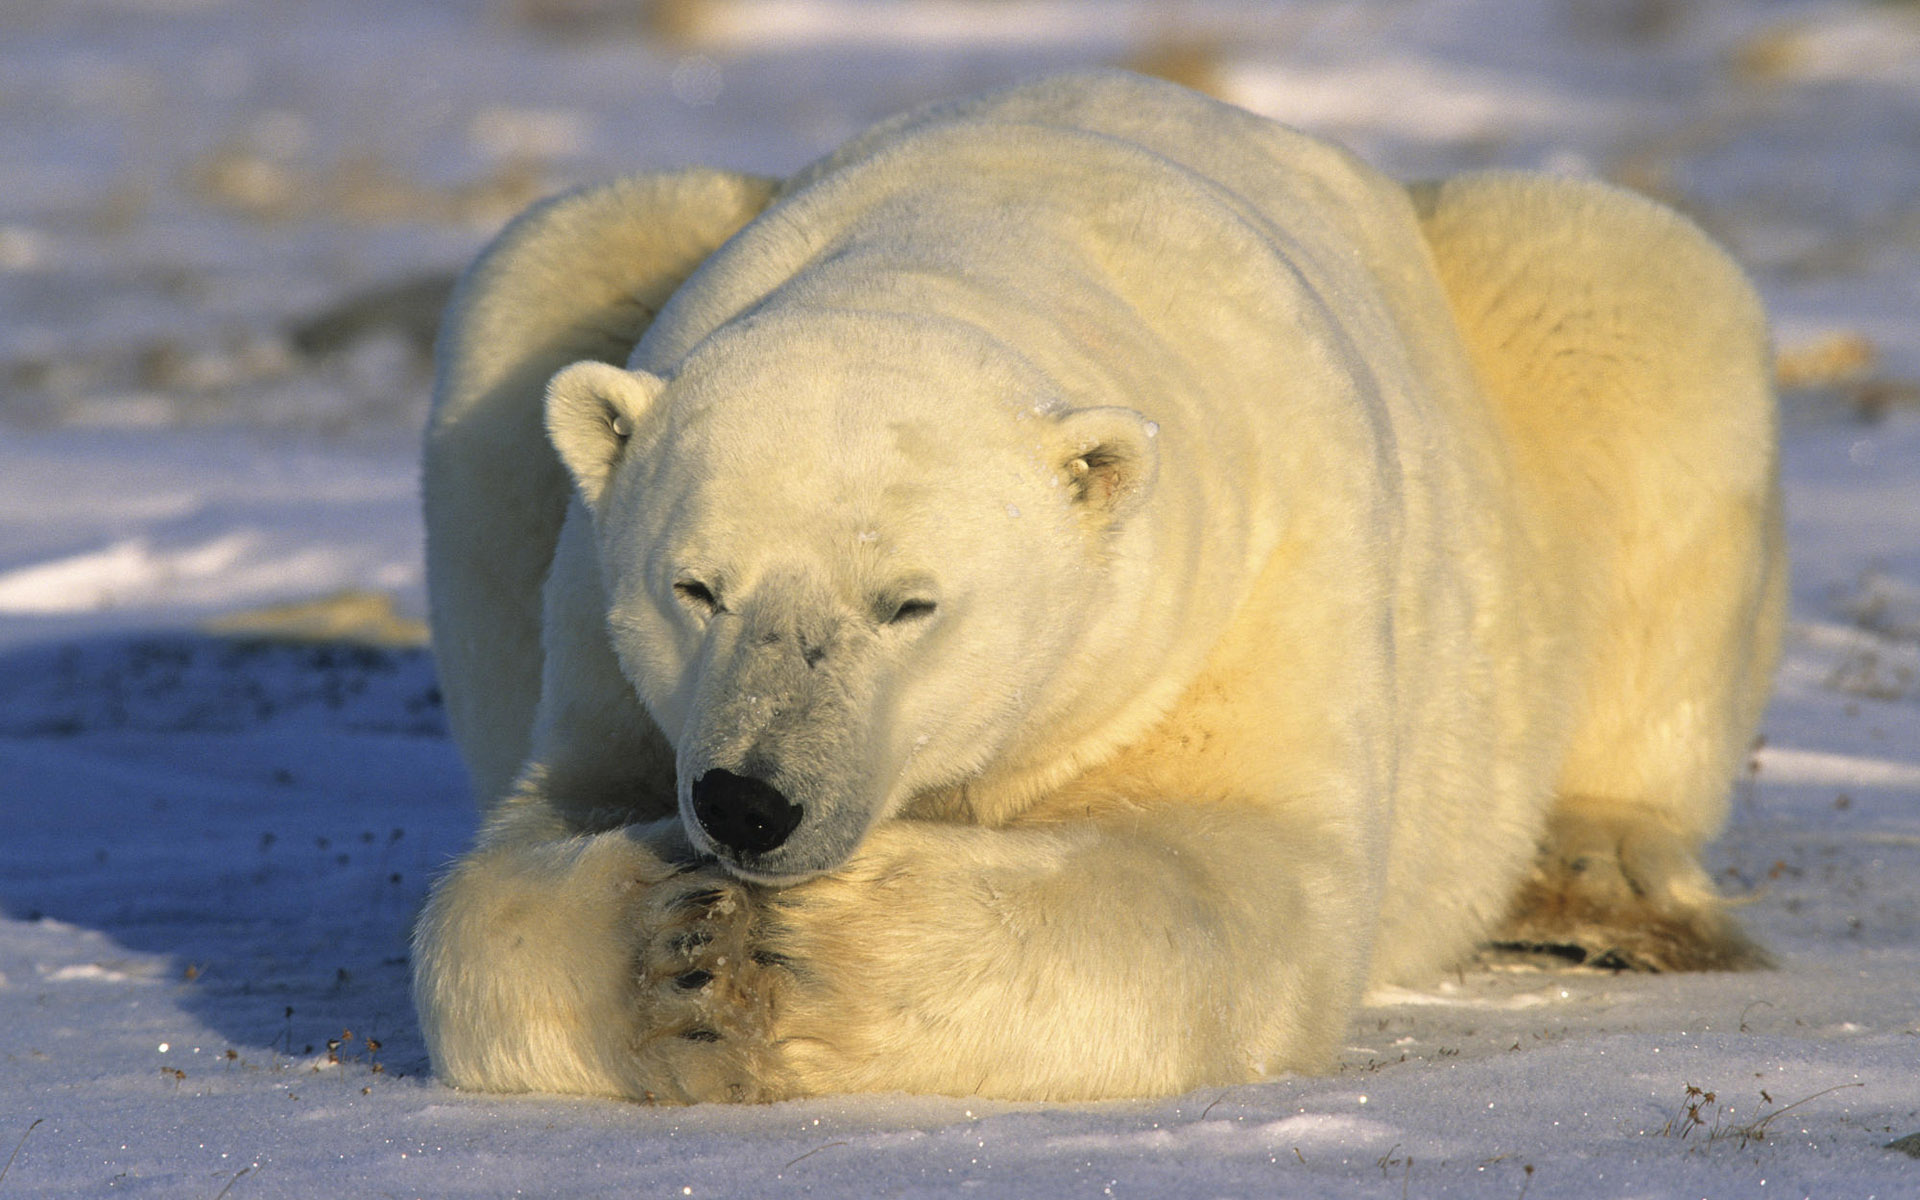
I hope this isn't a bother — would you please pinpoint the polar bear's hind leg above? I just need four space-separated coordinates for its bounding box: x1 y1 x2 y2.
1413 172 1785 971
1493 798 1771 971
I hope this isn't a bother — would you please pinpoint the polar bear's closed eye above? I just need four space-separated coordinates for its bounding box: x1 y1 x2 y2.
671 577 722 616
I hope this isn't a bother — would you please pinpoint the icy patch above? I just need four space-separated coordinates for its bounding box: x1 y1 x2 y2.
1755 745 1920 791
0 532 352 615
1226 57 1598 144
43 961 155 984
1256 1112 1405 1151
696 0 1123 48
1366 983 1571 1010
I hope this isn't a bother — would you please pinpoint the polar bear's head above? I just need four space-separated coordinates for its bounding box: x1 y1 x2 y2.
544 312 1158 882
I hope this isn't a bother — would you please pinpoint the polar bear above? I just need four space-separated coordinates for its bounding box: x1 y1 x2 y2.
412 71 1784 1103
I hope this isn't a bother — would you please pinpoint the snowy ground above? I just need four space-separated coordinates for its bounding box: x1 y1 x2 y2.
2 0 1918 1195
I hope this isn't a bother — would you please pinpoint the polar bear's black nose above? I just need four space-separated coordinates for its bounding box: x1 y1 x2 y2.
691 769 804 855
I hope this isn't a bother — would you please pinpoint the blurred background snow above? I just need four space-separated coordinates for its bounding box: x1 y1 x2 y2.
3 0 1915 437
3 0 1916 638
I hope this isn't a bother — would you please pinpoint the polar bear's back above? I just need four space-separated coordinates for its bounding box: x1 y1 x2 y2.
783 70 1391 235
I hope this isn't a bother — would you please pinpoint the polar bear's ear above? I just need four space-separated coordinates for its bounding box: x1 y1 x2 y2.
1053 406 1159 527
545 361 667 510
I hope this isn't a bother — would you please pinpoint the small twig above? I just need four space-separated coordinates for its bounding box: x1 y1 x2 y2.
781 1141 848 1170
209 1164 254 1200
1199 1092 1227 1120
1 1119 43 1187
1733 1081 1865 1143
1738 999 1774 1033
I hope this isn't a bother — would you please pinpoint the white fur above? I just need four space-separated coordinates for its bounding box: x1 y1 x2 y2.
414 72 1783 1103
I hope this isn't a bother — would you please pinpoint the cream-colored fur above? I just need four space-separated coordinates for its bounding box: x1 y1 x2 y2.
422 168 777 808
413 72 1782 1104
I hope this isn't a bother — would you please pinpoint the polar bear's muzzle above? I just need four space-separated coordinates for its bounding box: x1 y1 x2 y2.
672 588 896 881
690 768 805 855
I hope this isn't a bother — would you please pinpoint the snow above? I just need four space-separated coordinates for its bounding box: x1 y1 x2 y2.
2 0 1917 1195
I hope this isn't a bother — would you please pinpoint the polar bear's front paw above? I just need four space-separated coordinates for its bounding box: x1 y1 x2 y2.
630 866 798 1103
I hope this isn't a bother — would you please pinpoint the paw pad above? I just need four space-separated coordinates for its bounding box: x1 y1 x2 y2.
626 867 798 1102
